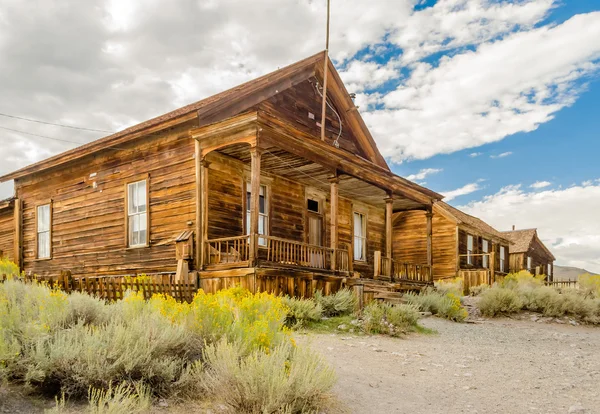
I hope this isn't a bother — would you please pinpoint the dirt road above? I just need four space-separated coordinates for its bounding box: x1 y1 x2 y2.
304 317 600 414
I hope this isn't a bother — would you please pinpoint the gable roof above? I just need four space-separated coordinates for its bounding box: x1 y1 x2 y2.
0 51 390 183
435 202 510 244
502 228 556 260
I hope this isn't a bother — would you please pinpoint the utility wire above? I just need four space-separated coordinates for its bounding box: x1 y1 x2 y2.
0 125 87 145
0 112 114 133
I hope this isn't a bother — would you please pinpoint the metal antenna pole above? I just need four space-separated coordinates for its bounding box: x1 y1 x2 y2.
320 0 330 142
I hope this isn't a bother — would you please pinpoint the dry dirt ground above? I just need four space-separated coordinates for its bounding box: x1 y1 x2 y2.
301 317 600 414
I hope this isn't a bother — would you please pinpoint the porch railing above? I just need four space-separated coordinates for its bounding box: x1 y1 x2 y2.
374 251 433 283
207 236 250 265
205 234 352 273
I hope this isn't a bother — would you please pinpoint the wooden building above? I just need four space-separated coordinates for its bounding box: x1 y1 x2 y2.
0 52 443 296
0 198 15 261
393 202 511 286
501 228 555 280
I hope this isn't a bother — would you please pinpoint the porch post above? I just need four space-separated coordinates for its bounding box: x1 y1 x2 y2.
195 140 209 270
426 210 433 281
249 147 262 266
329 176 339 271
384 194 393 259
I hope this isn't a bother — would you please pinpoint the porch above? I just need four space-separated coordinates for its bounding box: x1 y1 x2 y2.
191 110 439 289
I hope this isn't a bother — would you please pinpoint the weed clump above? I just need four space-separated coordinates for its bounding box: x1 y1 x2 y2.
314 288 357 317
405 288 468 322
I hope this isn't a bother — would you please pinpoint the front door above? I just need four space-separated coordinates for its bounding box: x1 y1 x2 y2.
307 197 324 267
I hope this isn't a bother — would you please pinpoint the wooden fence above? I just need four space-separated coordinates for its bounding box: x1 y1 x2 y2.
0 271 199 302
546 279 578 289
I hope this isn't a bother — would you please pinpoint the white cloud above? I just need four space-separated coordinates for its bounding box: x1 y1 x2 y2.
405 168 443 181
491 151 513 159
367 11 600 162
469 152 483 158
460 182 600 273
530 181 552 189
442 182 482 201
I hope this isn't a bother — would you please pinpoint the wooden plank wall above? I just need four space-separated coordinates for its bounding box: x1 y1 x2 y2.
0 207 14 261
393 211 456 279
459 269 490 294
15 121 197 278
260 80 364 159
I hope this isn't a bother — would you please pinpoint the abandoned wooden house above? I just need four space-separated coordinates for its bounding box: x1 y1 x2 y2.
501 228 555 281
392 202 511 287
0 51 443 297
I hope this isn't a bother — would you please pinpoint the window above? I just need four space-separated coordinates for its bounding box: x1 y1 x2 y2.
467 235 474 265
500 246 506 272
353 212 366 261
127 180 148 247
482 239 489 268
246 184 268 246
527 256 532 272
37 204 51 259
547 263 552 275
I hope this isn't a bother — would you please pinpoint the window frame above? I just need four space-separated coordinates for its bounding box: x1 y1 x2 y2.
482 239 489 268
527 256 532 272
466 234 474 265
35 201 52 260
352 210 367 262
245 182 269 247
125 177 150 249
500 245 506 273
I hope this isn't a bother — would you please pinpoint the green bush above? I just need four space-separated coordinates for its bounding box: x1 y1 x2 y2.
478 287 523 317
281 296 323 327
434 278 463 296
88 382 151 414
579 274 600 298
199 340 336 414
469 284 490 296
360 302 420 336
501 271 545 289
0 278 338 412
405 288 468 322
314 288 357 317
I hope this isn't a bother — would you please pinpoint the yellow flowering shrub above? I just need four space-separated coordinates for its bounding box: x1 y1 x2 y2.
579 273 600 298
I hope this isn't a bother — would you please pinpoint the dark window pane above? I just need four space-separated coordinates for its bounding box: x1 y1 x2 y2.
259 194 265 213
307 199 319 213
246 191 251 211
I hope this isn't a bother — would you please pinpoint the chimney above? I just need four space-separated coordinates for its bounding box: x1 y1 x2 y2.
512 225 515 231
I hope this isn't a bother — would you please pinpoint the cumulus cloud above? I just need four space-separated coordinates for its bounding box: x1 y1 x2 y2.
368 11 600 162
405 168 443 181
491 151 513 159
443 182 483 201
530 181 552 189
460 183 600 273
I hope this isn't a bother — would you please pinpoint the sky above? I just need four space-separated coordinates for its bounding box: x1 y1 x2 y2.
0 0 599 272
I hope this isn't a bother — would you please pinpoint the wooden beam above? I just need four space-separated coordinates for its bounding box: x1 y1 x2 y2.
13 198 22 270
195 141 209 270
426 211 433 280
248 147 262 266
385 195 393 259
329 175 339 271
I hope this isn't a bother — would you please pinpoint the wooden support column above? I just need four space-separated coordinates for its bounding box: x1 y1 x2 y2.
384 195 393 259
195 141 209 270
249 147 262 266
13 198 22 270
426 210 433 282
329 176 339 271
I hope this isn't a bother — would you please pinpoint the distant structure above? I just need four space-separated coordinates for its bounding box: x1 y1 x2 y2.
502 228 555 281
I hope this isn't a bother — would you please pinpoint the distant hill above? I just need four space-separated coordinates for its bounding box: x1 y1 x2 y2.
554 265 598 281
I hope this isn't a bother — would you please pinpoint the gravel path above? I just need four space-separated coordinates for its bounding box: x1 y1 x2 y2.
302 317 600 414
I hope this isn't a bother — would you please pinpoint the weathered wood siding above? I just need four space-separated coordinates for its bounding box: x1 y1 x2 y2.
260 81 365 159
393 210 456 279
510 239 554 276
14 121 197 277
0 207 14 261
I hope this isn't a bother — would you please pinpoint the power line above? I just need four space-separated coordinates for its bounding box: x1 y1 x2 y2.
0 112 114 133
0 125 86 145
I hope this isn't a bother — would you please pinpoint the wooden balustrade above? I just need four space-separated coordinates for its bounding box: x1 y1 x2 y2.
335 244 352 273
207 236 249 265
264 235 332 270
374 251 433 284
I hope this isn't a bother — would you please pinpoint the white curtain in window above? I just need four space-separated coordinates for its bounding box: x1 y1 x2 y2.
128 181 147 247
37 204 51 258
353 213 365 261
